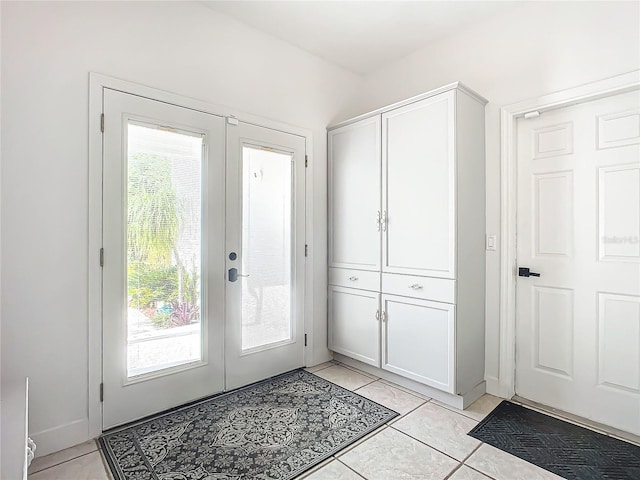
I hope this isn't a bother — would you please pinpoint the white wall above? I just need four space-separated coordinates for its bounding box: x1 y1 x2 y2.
0 0 360 467
0 2 3 475
334 1 640 393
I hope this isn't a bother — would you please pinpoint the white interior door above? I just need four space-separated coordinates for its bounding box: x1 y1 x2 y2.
225 121 306 390
515 89 640 435
102 89 225 429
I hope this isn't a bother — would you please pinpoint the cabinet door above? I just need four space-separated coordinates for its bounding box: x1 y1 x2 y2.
381 294 454 393
382 92 456 278
328 286 380 367
328 116 381 270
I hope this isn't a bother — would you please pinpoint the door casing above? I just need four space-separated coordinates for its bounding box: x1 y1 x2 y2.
88 73 314 440
494 69 640 400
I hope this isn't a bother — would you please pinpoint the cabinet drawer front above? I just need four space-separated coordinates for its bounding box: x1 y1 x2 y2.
329 268 380 291
382 273 455 303
381 295 455 393
328 286 380 367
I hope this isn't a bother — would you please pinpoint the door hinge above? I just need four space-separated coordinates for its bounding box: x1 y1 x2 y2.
304 334 307 347
305 244 308 257
305 155 308 168
100 383 104 402
524 111 540 119
100 113 104 133
100 248 104 267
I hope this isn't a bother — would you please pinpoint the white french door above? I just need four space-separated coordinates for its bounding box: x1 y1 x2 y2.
225 121 306 390
102 89 226 429
102 92 306 429
515 89 640 435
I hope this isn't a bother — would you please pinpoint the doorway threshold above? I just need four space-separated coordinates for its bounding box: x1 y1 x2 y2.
512 395 640 447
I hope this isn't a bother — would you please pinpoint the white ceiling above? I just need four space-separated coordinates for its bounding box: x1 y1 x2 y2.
203 1 522 75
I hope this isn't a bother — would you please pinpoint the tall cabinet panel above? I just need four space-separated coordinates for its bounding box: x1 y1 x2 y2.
382 92 456 278
328 83 486 408
328 116 381 270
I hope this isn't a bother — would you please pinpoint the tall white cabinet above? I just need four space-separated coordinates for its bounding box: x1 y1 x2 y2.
328 83 487 408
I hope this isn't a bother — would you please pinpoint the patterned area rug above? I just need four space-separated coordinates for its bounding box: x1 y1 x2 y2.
468 400 640 480
99 369 398 479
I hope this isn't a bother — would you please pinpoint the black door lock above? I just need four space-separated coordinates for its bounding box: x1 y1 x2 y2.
228 268 238 282
518 267 541 278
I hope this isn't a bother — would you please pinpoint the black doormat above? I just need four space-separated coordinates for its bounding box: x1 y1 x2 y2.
468 400 640 480
99 369 397 480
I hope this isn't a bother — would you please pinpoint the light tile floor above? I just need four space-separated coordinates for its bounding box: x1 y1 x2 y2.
28 360 564 480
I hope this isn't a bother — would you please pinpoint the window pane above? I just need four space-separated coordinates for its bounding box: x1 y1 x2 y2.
126 122 203 378
241 147 293 351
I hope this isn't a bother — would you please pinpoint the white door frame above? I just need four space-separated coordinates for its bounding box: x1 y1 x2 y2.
495 69 640 399
88 73 314 440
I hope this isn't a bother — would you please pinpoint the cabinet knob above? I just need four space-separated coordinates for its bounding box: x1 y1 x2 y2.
349 276 358 281
409 284 423 290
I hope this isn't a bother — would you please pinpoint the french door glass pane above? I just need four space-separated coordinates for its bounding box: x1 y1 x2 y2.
126 122 203 378
241 147 293 351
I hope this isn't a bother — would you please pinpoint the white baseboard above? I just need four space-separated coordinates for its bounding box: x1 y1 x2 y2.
31 418 91 457
485 375 502 397
334 354 486 410
484 375 513 400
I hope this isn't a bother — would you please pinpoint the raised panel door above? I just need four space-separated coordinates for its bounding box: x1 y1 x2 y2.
328 286 380 367
328 116 381 270
515 89 640 436
381 294 455 393
382 92 456 278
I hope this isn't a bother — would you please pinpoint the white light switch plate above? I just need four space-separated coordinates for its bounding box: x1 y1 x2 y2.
486 235 497 251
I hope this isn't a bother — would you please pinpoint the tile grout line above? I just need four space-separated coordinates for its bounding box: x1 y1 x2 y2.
334 425 389 458
304 363 335 374
334 363 441 406
354 377 379 390
336 457 368 479
376 377 434 401
432 399 495 423
388 424 477 466
313 364 379 391
332 361 380 381
465 462 499 480
442 462 465 480
460 442 483 464
28 450 100 475
457 443 499 480
357 377 432 404
385 398 430 425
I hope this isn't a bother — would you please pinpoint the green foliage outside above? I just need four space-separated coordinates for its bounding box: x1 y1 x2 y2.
127 153 200 328
127 261 178 308
127 154 182 265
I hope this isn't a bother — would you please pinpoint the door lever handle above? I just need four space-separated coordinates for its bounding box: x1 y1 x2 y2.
518 267 541 278
228 269 250 282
